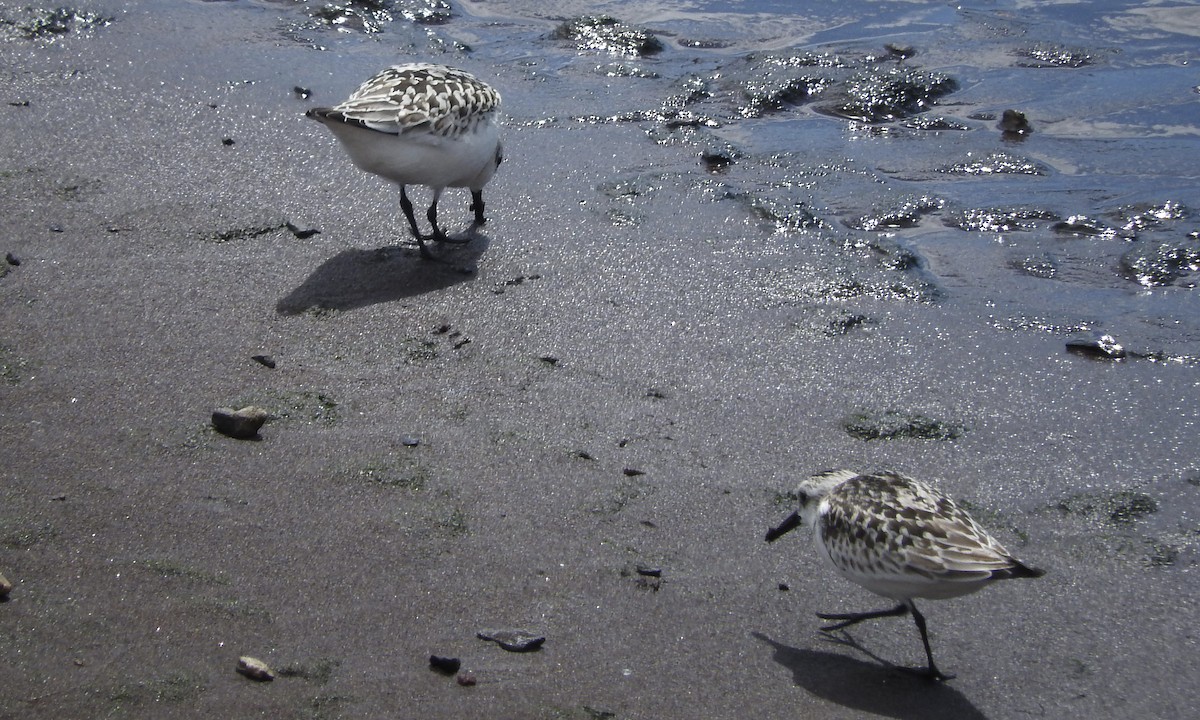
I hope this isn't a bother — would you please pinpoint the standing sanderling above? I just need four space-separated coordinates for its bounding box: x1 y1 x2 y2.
307 63 503 260
766 469 1044 680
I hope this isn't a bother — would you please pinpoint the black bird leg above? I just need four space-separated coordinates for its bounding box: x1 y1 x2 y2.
818 601 953 681
398 186 434 260
426 196 446 242
907 602 954 681
469 190 486 226
817 603 909 631
428 188 470 245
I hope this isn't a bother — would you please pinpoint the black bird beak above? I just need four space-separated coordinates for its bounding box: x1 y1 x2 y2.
765 511 801 542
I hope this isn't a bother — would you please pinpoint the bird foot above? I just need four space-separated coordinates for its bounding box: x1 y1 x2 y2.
897 665 955 682
433 233 472 245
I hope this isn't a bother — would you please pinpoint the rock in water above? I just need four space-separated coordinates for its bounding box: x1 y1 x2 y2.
212 406 272 439
999 109 1032 137
1066 331 1126 359
236 656 275 681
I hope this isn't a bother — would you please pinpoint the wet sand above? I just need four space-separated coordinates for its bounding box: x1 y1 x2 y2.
2 2 1198 718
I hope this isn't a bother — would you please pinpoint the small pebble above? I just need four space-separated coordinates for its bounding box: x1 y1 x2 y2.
429 655 461 675
212 406 272 439
623 468 645 477
236 656 274 682
221 137 235 146
478 629 545 652
778 582 790 592
4 253 18 266
251 354 276 369
401 436 421 447
285 220 320 239
456 673 477 686
0 572 13 598
293 86 312 99
635 565 662 578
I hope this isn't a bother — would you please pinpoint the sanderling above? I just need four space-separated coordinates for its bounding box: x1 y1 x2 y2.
307 63 502 260
766 469 1044 680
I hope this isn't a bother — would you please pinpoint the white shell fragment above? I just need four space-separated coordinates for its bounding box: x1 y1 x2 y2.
236 655 275 681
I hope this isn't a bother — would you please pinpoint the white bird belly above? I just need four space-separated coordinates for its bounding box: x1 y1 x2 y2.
325 119 499 190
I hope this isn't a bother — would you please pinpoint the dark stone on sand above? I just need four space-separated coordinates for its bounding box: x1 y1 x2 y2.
401 436 421 447
235 656 275 681
539 355 560 365
12 6 111 39
293 85 311 99
635 565 662 578
212 406 272 439
623 468 645 477
285 220 321 239
221 137 235 146
456 673 476 686
5 253 19 266
1055 489 1157 524
429 655 461 675
478 629 545 652
251 354 276 369
844 409 966 441
1066 331 1126 359
824 313 874 337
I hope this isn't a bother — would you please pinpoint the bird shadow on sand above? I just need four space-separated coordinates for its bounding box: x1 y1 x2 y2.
751 631 989 720
276 234 489 315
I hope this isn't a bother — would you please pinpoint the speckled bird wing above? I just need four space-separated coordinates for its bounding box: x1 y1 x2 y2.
332 64 501 138
822 472 1019 583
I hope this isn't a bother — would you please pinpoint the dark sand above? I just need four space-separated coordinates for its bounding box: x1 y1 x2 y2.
2 2 1198 718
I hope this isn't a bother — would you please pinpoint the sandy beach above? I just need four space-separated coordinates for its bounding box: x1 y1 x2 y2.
2 1 1198 718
